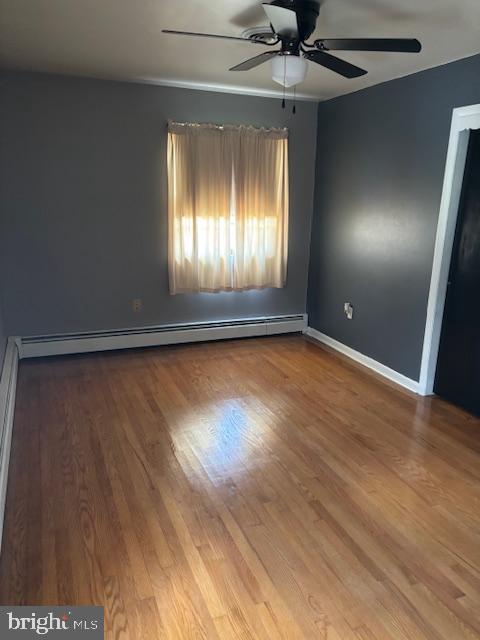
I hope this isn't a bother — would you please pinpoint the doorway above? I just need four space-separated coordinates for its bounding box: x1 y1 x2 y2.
434 129 480 415
419 104 480 397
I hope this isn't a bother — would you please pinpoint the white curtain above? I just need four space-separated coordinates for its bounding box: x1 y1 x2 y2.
167 121 289 294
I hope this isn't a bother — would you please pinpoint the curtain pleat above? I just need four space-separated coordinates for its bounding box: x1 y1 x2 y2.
167 121 289 294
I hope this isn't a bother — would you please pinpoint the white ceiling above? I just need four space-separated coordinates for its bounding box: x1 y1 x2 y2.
1 0 480 101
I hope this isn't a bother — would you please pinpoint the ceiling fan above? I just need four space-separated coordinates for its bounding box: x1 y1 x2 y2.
163 0 422 90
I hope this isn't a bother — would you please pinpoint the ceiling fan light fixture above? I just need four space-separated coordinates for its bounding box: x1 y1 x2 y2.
271 54 308 88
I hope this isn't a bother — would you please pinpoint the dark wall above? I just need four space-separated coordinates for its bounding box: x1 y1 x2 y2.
0 72 317 337
308 53 480 381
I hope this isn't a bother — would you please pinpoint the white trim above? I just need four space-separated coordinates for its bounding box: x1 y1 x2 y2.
17 70 318 104
306 327 420 394
135 76 319 102
47 70 319 102
419 103 480 395
19 315 307 359
0 338 19 554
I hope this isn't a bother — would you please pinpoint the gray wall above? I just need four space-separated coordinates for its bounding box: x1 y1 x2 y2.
308 53 480 381
0 71 317 337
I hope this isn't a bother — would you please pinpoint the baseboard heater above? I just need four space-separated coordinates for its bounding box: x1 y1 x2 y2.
19 314 307 359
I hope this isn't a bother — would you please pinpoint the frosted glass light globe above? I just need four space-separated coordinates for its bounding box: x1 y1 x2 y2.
271 55 308 88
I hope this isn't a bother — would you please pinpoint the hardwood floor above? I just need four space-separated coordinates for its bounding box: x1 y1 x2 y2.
1 335 480 639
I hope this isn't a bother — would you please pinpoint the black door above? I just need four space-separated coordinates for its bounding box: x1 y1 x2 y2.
434 129 480 416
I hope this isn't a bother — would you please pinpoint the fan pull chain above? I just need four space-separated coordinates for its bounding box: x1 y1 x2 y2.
293 85 296 115
282 55 286 109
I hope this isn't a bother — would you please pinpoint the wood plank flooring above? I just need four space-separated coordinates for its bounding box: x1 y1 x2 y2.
1 335 480 639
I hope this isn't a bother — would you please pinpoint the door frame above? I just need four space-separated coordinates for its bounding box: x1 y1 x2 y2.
419 103 480 395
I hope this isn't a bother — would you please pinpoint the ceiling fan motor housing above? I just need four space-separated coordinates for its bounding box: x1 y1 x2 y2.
271 0 320 41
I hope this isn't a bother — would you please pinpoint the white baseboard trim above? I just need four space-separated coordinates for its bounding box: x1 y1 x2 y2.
0 337 19 553
305 327 420 394
19 315 307 359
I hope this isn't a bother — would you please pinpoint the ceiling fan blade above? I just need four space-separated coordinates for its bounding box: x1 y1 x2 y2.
304 50 367 78
261 3 298 38
316 38 422 53
230 51 280 71
162 29 267 45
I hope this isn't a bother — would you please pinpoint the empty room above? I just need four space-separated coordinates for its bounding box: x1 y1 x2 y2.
0 1 480 638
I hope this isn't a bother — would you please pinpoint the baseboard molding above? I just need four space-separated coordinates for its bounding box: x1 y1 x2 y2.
305 327 421 394
19 315 307 359
0 337 19 553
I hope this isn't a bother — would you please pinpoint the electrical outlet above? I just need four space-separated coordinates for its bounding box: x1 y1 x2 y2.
132 298 143 313
344 302 354 320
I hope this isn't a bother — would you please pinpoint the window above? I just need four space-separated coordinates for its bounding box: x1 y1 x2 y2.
167 121 289 294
